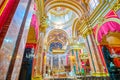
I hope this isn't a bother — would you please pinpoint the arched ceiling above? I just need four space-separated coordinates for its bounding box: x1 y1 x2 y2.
44 0 100 30
47 7 76 29
44 0 87 31
45 0 88 18
42 0 100 51
47 29 69 50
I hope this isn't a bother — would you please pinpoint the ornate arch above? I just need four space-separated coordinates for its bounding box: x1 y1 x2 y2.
45 0 86 17
46 29 70 50
95 18 120 44
72 18 80 37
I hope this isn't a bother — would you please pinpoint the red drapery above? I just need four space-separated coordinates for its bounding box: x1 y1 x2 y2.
0 0 15 32
97 21 120 42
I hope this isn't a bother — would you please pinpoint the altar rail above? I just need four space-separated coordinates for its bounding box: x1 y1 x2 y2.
77 76 110 80
44 76 110 80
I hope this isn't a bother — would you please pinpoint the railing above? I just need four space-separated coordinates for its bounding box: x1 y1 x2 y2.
44 76 110 80
77 76 110 80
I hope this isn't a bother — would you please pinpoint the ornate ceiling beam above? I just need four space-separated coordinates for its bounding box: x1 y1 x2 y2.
45 0 86 17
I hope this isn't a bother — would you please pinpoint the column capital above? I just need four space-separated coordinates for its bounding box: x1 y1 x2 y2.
82 27 93 38
39 16 48 33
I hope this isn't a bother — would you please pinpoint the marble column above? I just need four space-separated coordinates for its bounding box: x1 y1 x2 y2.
72 49 76 74
78 50 82 71
39 32 44 75
59 55 61 70
43 54 46 77
86 33 105 74
51 56 53 70
70 51 73 72
91 33 106 73
74 50 78 72
84 38 96 73
0 0 33 79
76 50 81 73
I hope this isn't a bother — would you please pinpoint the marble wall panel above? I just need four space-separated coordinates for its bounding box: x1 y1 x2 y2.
11 0 34 80
0 0 33 79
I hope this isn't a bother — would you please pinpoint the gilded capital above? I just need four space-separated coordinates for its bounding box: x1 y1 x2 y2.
40 16 48 33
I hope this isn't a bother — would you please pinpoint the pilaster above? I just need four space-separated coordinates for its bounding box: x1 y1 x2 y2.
85 30 107 76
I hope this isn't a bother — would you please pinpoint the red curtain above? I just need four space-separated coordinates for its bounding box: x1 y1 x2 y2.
0 0 15 32
97 21 120 42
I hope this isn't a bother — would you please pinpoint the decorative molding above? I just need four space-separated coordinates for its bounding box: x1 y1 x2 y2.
49 9 70 16
95 18 120 44
112 0 120 11
72 18 79 37
45 0 87 17
92 72 109 77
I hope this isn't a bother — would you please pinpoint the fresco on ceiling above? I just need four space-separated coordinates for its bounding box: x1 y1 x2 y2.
49 42 62 51
47 29 68 47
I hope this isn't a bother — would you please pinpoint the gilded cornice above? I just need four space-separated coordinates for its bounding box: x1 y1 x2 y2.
77 17 92 38
49 9 70 16
82 27 93 38
89 0 115 27
112 0 120 11
88 0 108 23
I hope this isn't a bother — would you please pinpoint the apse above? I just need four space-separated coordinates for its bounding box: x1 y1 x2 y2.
46 29 69 54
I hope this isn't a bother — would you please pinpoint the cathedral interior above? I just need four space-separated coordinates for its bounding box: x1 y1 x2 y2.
0 0 120 80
